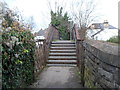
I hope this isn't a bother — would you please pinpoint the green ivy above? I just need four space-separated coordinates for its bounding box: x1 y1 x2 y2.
2 30 36 88
84 67 97 88
106 36 119 44
2 7 36 89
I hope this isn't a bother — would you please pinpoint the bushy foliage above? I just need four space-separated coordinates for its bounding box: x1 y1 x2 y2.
50 7 71 40
1 5 36 88
106 36 119 44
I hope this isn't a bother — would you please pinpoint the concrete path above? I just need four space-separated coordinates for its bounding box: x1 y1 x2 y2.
29 67 82 88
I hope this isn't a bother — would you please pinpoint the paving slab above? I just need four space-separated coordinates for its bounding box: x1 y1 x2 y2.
29 67 82 88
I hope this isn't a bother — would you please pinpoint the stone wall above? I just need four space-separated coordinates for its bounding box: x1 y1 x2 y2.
82 40 120 88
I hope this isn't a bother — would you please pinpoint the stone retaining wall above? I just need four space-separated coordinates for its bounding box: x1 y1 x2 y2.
82 40 120 88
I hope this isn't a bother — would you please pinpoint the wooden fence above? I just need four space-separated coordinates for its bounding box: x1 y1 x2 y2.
72 24 85 87
34 39 46 77
34 25 59 77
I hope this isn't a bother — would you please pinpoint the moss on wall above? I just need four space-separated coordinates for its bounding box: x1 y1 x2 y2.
84 67 97 88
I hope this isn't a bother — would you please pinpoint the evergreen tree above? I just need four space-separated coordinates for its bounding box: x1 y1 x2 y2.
50 7 71 40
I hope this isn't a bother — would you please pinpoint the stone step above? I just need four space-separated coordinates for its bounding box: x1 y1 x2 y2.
47 60 77 63
47 62 77 64
50 47 76 50
52 41 75 44
52 40 75 42
50 50 76 53
51 44 75 47
49 53 76 56
48 56 77 60
47 64 77 67
48 40 77 66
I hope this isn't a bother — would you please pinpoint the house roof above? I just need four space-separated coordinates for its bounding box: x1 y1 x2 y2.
37 30 45 36
89 23 117 29
37 29 48 36
108 25 117 29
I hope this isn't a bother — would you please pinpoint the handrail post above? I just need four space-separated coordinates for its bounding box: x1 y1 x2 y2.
43 39 46 65
80 40 85 87
76 40 80 67
73 24 85 87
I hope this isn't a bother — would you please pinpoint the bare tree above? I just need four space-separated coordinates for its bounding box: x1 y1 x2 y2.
46 0 67 15
71 0 98 30
27 16 36 30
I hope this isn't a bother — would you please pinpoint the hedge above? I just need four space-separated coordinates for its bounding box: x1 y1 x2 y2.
1 7 36 88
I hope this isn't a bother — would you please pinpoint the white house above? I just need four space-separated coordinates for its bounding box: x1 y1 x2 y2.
87 21 118 41
34 29 47 47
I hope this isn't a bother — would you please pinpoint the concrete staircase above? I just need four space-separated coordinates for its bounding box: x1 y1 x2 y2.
47 40 77 67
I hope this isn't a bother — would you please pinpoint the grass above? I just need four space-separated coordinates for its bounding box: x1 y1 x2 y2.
106 36 120 44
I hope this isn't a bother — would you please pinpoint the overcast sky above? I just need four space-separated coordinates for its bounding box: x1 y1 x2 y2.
3 0 119 32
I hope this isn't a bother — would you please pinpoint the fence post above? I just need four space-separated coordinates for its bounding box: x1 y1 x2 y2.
43 39 46 65
73 24 85 87
79 28 86 87
76 40 80 67
80 40 85 87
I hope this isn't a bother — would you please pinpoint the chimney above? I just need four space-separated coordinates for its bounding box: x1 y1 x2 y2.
103 20 109 24
103 20 109 28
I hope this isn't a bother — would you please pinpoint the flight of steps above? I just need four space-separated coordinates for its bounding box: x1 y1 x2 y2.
47 40 77 67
